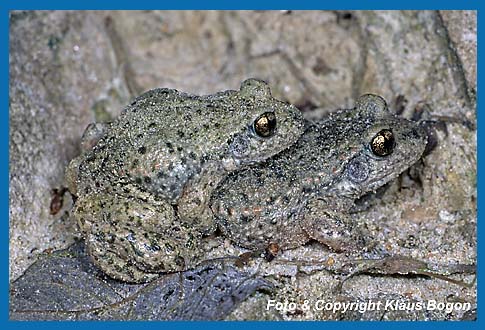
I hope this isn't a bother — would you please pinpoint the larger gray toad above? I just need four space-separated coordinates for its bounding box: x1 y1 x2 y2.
65 79 305 282
211 94 428 253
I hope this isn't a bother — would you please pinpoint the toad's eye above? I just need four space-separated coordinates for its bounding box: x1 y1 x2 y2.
254 112 277 137
371 129 395 156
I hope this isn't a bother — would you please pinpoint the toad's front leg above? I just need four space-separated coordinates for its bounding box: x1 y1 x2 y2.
301 198 367 253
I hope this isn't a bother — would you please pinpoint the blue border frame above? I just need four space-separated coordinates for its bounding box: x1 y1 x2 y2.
1 1 480 11
2 0 480 328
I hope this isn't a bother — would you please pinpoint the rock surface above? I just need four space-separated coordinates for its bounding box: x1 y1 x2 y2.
9 10 476 320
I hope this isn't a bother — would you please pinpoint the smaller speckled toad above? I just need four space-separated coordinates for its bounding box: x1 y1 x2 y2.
212 94 428 254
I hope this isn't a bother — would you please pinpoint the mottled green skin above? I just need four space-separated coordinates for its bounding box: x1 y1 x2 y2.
211 94 428 252
66 79 305 282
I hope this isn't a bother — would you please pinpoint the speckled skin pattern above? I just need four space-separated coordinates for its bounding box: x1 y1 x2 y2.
65 79 305 282
211 95 428 252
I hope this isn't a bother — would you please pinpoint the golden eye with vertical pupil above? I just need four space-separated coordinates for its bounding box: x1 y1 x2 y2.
254 112 277 137
371 129 395 156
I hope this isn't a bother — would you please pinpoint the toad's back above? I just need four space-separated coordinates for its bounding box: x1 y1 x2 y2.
73 79 305 204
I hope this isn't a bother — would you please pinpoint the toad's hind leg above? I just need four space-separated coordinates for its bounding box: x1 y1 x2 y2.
73 193 202 283
65 123 110 196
